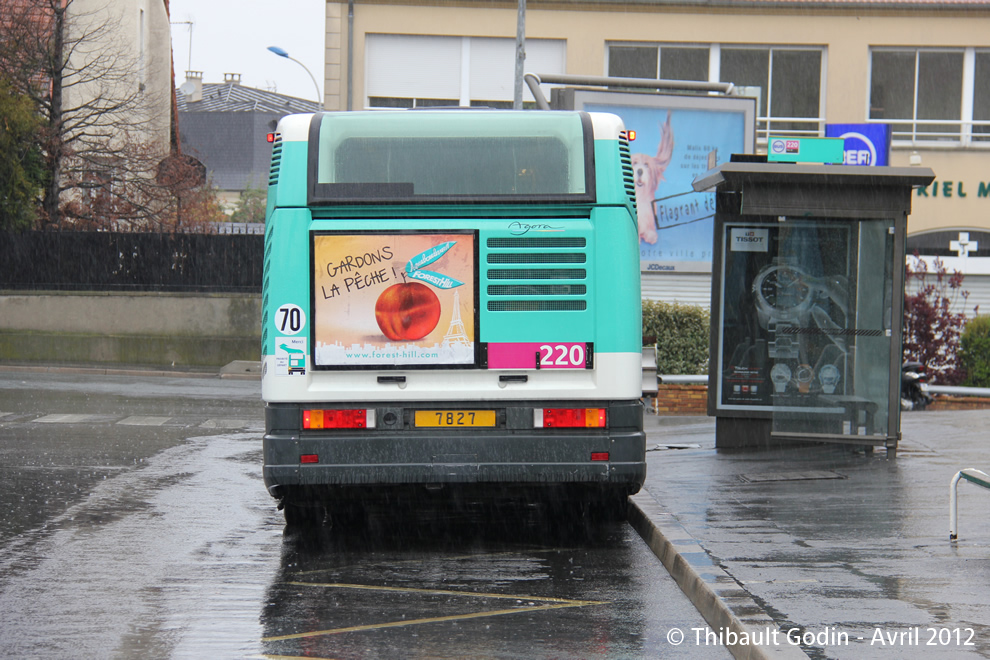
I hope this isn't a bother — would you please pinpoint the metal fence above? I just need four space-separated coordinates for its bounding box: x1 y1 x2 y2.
0 231 263 293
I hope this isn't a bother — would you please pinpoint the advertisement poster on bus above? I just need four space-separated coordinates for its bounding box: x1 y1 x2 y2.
564 90 756 273
311 231 477 368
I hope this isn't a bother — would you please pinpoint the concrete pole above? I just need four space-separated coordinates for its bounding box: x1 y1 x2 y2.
513 0 526 109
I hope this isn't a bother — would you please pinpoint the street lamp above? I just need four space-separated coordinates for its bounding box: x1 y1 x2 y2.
267 45 322 109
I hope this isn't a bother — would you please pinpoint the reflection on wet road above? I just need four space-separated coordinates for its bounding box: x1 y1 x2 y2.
0 370 729 659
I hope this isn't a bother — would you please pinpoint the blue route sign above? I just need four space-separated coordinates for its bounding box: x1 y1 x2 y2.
825 123 891 166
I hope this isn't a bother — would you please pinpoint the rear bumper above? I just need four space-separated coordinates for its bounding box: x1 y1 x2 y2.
263 399 646 500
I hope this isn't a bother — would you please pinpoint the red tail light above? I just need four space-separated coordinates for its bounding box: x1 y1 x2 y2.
266 132 276 143
539 408 607 428
303 409 371 429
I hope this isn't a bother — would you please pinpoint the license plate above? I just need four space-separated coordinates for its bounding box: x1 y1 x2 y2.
415 410 496 427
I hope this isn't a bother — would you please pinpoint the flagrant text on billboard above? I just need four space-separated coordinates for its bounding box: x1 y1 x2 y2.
311 231 477 368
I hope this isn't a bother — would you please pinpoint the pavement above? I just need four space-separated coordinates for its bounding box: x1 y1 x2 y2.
631 410 990 660
5 360 989 659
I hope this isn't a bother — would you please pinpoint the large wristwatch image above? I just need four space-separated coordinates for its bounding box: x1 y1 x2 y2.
752 259 815 359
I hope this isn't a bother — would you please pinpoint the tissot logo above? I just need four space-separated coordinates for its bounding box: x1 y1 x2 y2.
730 228 769 252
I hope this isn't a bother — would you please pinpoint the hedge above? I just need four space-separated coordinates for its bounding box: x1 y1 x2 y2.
960 315 990 388
642 300 710 375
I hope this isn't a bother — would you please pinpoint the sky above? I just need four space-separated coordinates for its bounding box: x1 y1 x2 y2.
167 0 325 103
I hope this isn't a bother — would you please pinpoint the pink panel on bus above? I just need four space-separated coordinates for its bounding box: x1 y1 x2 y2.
487 342 588 370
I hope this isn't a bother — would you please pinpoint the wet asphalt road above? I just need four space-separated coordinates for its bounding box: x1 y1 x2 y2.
0 369 728 659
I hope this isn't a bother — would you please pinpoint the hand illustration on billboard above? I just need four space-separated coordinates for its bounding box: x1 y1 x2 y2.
632 110 674 244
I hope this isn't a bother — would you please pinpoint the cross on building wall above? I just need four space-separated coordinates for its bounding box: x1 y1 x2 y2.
949 232 979 258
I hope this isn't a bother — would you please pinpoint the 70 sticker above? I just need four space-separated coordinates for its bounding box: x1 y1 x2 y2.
274 304 306 336
486 342 592 370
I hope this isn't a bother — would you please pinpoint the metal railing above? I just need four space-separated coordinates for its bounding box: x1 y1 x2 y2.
949 469 990 541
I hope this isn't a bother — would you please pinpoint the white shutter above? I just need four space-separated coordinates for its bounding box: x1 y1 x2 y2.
365 34 461 99
469 38 566 102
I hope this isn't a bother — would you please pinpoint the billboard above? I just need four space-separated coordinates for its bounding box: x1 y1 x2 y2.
557 89 756 273
311 231 478 369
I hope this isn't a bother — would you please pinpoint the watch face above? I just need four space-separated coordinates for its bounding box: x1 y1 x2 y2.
796 365 814 382
760 266 811 310
819 364 840 384
770 363 792 382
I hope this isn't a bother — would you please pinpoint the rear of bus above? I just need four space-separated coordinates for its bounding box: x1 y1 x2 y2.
261 110 645 522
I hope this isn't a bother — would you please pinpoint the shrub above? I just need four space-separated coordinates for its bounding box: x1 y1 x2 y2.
642 300 710 375
960 316 990 388
903 256 973 385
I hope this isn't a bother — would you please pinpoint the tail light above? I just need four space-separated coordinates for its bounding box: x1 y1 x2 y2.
536 408 607 428
303 409 375 429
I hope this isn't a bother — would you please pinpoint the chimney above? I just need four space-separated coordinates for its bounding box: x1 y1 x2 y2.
224 73 242 84
182 71 203 103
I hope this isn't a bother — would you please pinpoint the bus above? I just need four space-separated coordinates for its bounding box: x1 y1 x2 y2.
261 110 645 525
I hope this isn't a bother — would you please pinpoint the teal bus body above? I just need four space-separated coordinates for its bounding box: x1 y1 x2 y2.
261 110 644 519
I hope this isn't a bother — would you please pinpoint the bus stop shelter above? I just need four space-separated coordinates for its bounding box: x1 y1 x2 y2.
694 159 935 455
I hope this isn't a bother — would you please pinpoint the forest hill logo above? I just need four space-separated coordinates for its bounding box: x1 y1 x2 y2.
405 241 463 289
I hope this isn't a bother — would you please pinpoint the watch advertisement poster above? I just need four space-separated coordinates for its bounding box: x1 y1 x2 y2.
311 231 477 369
718 222 852 410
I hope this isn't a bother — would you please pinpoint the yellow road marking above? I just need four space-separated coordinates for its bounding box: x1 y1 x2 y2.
262 602 594 642
284 581 605 605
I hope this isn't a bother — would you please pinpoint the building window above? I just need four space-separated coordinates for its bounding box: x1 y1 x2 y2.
870 47 989 145
607 43 824 141
976 51 990 142
368 97 458 108
365 35 565 108
720 47 822 138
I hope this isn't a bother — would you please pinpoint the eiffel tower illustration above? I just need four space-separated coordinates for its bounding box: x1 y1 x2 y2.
443 290 470 344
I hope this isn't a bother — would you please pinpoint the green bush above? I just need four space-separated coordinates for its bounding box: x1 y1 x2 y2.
960 315 990 387
642 300 710 375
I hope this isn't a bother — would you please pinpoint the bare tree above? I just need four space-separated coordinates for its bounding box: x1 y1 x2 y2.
1 0 175 229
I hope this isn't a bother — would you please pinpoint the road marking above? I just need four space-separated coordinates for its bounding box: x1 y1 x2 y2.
34 414 100 424
285 581 605 604
118 416 172 426
254 655 340 660
262 602 600 642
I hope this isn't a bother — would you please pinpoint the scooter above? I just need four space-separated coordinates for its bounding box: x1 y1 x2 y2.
901 361 934 410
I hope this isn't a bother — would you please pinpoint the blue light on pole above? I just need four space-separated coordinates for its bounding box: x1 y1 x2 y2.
267 46 322 109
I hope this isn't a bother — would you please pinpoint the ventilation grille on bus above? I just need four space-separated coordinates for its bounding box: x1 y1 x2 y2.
268 134 283 186
261 224 274 353
619 134 636 211
485 237 587 312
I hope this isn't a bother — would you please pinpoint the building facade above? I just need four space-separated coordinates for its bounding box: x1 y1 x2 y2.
321 0 990 311
177 72 320 210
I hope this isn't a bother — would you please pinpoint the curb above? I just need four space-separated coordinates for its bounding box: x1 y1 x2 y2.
0 362 260 380
628 490 808 660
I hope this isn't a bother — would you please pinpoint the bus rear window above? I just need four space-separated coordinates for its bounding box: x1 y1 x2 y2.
309 111 594 204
